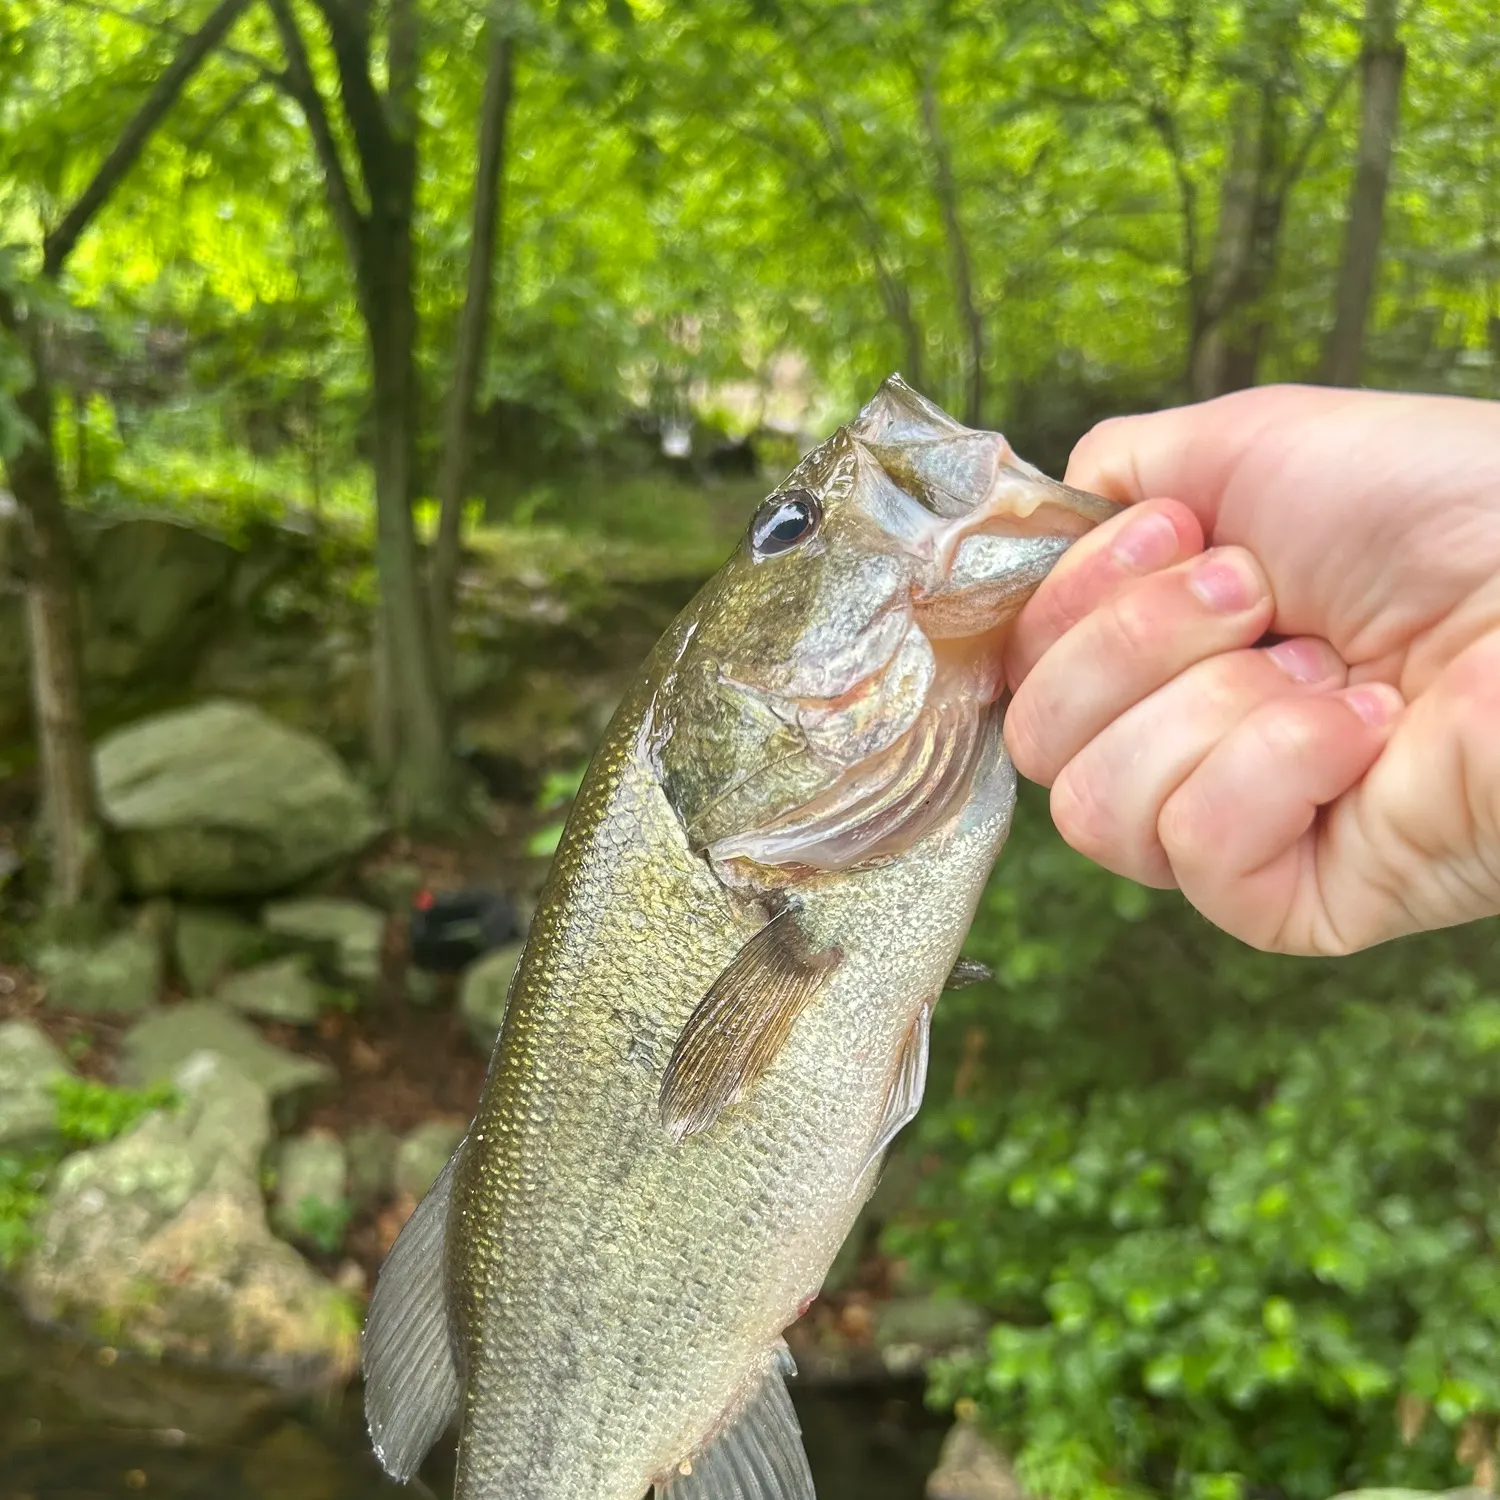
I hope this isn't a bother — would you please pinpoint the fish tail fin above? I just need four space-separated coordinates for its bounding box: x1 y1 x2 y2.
655 1344 815 1500
363 1146 466 1481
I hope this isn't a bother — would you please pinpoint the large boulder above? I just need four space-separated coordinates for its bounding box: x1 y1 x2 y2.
119 1001 335 1122
18 1050 358 1387
0 1020 74 1152
95 699 381 897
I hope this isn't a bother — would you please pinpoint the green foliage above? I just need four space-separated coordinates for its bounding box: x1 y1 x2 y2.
51 1076 179 1147
295 1193 352 1256
527 758 590 856
0 1148 57 1271
887 784 1500 1500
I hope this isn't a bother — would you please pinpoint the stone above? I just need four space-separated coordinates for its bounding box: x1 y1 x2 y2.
95 699 382 897
875 1296 989 1376
118 1001 335 1122
217 955 326 1025
76 516 237 689
38 927 162 1016
364 859 425 912
405 968 442 1007
345 1122 398 1210
270 1129 350 1250
18 1051 358 1388
393 1120 466 1202
175 905 273 995
0 1020 74 1152
261 896 385 988
926 1420 1028 1500
458 940 524 1050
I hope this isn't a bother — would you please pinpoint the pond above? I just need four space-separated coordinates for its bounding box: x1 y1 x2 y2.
0 1298 948 1500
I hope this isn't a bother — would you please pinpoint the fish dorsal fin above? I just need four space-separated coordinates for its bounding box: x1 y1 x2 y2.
860 1001 933 1178
363 1147 465 1481
659 911 842 1142
656 1349 814 1500
945 956 992 989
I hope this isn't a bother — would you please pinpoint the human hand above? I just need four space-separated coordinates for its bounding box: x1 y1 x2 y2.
1003 383 1500 955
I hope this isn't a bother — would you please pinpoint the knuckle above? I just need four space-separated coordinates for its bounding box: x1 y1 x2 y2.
1105 584 1166 660
1051 763 1118 863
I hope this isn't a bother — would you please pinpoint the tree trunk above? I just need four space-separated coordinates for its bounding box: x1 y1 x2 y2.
0 294 111 918
1321 0 1405 387
0 0 249 918
364 229 454 826
430 20 515 694
918 78 984 425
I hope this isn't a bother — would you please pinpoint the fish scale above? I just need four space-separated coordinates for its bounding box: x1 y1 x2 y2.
361 376 1120 1500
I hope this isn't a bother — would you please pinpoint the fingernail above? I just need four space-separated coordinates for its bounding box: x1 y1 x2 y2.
1188 552 1262 613
1268 638 1337 683
1111 511 1179 571
1343 683 1403 728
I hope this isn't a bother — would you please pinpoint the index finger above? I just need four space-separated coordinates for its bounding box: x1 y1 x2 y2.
1005 498 1204 688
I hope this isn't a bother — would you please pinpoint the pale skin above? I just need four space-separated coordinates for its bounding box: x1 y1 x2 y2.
1001 382 1500 957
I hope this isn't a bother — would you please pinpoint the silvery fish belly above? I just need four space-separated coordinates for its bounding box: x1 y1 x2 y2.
362 377 1120 1500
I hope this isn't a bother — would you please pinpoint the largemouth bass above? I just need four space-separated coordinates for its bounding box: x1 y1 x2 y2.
363 376 1119 1500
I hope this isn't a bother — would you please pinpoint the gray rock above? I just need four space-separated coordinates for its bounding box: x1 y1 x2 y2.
175 905 273 995
261 896 385 988
458 941 524 1050
926 1421 1028 1500
875 1296 989 1376
364 860 425 912
95 699 381 897
39 927 162 1016
393 1120 466 1202
0 1020 74 1151
270 1129 349 1250
217 955 327 1025
119 1001 335 1121
345 1122 398 1209
18 1050 358 1388
405 968 442 1008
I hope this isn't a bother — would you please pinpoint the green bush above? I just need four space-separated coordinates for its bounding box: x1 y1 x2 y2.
887 783 1500 1500
51 1077 179 1147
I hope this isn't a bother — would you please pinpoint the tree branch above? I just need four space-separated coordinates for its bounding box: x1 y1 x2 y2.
265 0 366 266
42 0 255 275
55 0 286 90
307 0 395 196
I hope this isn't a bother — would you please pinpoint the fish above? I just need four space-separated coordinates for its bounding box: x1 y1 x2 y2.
362 375 1120 1500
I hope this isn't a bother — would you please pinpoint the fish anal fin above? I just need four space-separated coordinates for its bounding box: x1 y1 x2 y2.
363 1147 465 1481
860 1001 933 1178
659 911 842 1143
656 1349 813 1500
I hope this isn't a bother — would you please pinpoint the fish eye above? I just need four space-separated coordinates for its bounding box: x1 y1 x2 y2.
749 490 821 558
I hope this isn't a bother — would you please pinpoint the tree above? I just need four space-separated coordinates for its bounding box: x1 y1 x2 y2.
0 0 252 921
430 7 517 696
265 0 454 825
1321 0 1406 387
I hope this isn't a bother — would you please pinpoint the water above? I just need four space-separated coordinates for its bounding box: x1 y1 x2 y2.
0 1300 947 1500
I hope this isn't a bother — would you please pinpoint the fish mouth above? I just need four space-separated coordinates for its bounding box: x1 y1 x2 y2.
705 377 1120 877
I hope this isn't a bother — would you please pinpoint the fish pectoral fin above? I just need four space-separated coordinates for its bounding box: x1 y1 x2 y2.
944 956 992 990
860 1000 933 1178
656 1348 814 1500
363 1146 465 1482
659 910 842 1143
